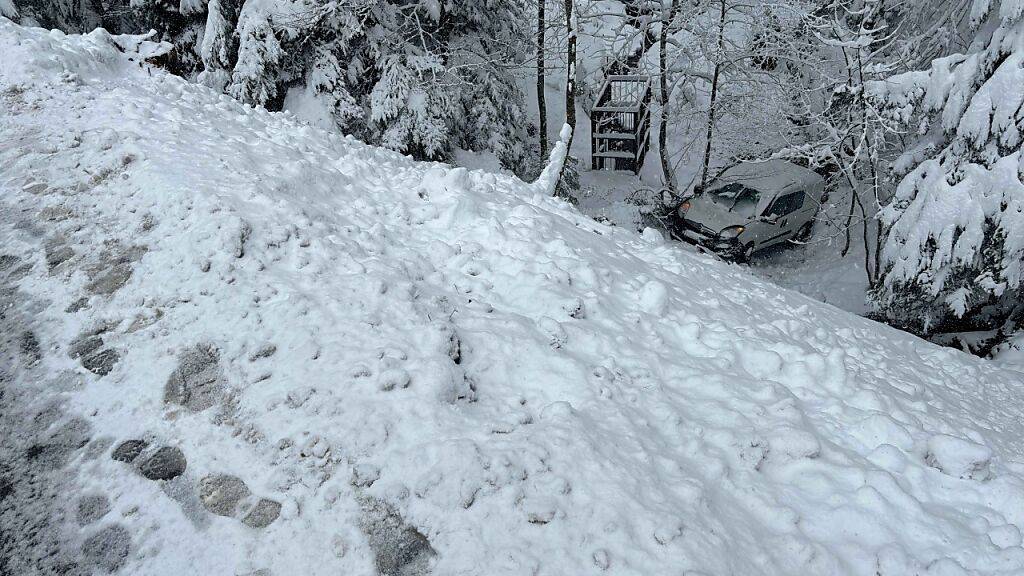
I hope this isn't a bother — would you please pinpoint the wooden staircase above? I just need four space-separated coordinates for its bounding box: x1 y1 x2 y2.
590 75 652 174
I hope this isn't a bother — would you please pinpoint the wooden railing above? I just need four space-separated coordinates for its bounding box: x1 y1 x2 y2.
590 75 652 174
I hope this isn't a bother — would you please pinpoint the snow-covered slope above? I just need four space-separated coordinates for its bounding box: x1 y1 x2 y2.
3 21 1024 576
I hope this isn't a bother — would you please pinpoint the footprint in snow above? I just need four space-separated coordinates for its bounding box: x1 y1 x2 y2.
538 316 567 348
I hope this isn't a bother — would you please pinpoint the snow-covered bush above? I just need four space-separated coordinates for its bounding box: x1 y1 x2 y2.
871 0 1024 337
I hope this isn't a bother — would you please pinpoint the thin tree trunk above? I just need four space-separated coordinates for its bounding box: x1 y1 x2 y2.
841 184 856 257
658 0 679 190
857 46 885 290
874 219 885 289
537 0 548 161
699 0 726 192
555 0 577 188
854 190 873 288
564 0 576 147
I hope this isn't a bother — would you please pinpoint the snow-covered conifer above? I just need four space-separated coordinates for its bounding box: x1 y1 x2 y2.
872 0 1024 336
5 0 102 31
229 7 282 107
197 0 238 91
0 0 18 19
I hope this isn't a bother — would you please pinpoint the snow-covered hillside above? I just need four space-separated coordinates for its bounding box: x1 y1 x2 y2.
4 21 1024 576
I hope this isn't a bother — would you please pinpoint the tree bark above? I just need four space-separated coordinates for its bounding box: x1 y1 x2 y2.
555 0 577 189
840 182 856 257
537 0 548 161
658 0 679 190
564 0 576 150
699 0 726 193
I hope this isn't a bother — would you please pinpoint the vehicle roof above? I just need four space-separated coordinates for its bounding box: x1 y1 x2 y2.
714 159 824 194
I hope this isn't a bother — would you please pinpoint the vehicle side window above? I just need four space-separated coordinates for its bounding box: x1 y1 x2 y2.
764 191 804 218
791 191 806 211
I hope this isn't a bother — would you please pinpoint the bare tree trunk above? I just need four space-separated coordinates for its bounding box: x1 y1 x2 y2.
563 0 576 147
699 0 726 192
658 0 679 190
537 0 548 161
857 48 884 290
874 219 885 289
865 149 882 289
556 0 577 187
840 184 856 257
854 190 874 288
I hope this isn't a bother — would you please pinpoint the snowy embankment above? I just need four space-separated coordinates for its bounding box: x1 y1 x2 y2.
4 21 1024 576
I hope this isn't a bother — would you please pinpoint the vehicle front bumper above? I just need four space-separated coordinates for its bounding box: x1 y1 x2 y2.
676 219 742 255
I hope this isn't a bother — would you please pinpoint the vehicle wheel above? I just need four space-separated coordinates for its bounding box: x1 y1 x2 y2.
793 222 813 242
734 242 755 263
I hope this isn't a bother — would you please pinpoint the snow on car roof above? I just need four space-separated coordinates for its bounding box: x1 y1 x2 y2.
715 159 823 193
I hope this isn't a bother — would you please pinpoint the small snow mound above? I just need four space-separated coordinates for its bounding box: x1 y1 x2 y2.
638 279 669 315
766 426 821 464
925 434 993 481
641 227 664 244
739 348 784 379
540 401 575 421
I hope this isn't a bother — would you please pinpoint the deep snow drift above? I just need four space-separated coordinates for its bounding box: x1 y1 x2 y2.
3 21 1024 576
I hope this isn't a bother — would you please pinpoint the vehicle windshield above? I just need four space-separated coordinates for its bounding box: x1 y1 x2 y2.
705 182 761 218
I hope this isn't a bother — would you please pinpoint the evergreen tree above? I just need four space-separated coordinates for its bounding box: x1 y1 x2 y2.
0 0 16 19
112 0 206 76
223 0 529 169
198 0 239 92
3 0 103 32
872 0 1024 337
228 6 281 107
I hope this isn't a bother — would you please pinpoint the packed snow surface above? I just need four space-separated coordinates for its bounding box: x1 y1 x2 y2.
4 21 1024 576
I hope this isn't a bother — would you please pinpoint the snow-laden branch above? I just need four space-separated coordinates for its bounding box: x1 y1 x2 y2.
533 123 573 196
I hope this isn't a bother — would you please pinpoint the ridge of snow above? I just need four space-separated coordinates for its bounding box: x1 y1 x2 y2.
3 19 1024 576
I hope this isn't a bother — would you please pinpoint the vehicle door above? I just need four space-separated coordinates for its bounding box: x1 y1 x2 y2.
758 191 805 249
740 192 773 247
791 185 817 228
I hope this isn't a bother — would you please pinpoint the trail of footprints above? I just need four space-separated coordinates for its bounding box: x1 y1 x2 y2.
1 173 438 574
108 438 283 529
1 180 281 574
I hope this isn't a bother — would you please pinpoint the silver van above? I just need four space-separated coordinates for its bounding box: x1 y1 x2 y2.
672 160 825 261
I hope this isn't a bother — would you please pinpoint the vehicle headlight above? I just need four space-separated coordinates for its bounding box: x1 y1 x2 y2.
718 225 745 239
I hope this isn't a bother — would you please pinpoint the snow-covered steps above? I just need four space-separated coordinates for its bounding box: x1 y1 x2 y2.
3 20 1024 576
